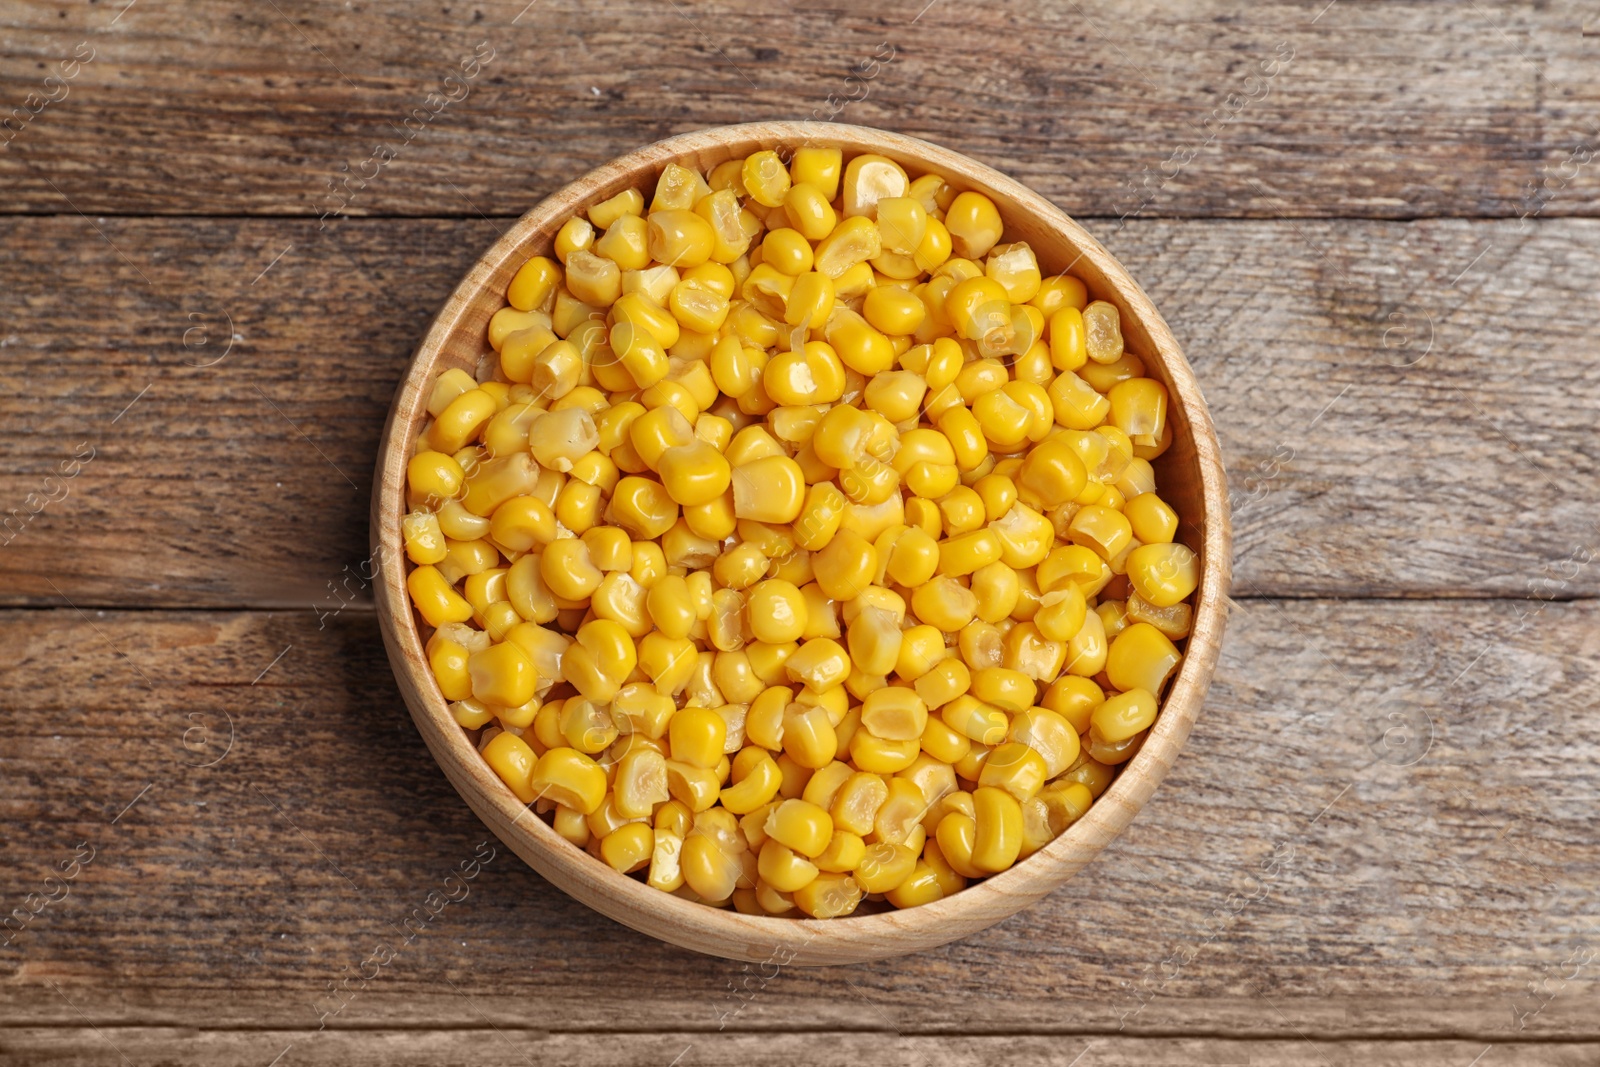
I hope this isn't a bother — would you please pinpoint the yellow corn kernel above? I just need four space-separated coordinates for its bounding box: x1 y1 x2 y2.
1090 688 1159 750
978 741 1049 802
485 496 554 554
1032 583 1086 643
480 731 542 803
762 226 814 276
507 255 562 312
628 403 695 474
818 772 882 838
551 215 595 264
884 861 946 909
912 657 970 712
637 575 694 643
562 249 621 308
744 578 809 644
943 190 1004 258
851 842 915 897
408 565 474 628
808 528 874 601
968 666 1035 714
1033 677 1097 737
1082 299 1125 363
587 186 644 229
1017 438 1088 510
608 684 675 742
785 270 835 331
429 638 474 702
1126 591 1193 641
564 619 638 704
780 637 847 692
957 619 1003 671
612 747 671 818
876 529 934 591
1047 306 1088 372
763 797 834 858
644 822 685 892
782 703 838 769
1050 601 1103 678
536 538 600 601
407 450 466 505
1046 371 1108 432
528 746 607 813
860 686 929 741
403 511 448 566
588 211 650 274
936 529 1003 579
681 830 744 902
665 759 723 813
451 697 497 730
910 576 978 632
940 695 1009 746
654 440 731 508
966 785 1023 873
862 191 923 253
757 838 818 893
1004 710 1081 777
724 454 803 524
788 870 861 918
813 215 883 279
720 749 783 815
1067 503 1134 562
799 761 854 811
1106 621 1184 694
930 410 984 476
665 279 730 335
1124 492 1178 546
1126 542 1199 608
920 712 972 764
813 829 867 874
668 706 727 770
849 730 921 775
781 180 836 241
599 476 675 540
466 641 535 708
741 150 791 207
1030 274 1088 320
967 561 1018 624
781 145 840 200
1035 544 1107 599
649 163 710 213
646 208 715 269
556 696 616 756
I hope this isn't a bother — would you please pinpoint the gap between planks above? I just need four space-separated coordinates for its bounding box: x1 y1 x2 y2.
0 1022 1593 1045
0 592 1592 614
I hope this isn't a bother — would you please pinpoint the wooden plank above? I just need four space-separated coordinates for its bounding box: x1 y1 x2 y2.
0 1030 1587 1067
1 215 1596 607
0 0 1592 219
1 601 1596 1037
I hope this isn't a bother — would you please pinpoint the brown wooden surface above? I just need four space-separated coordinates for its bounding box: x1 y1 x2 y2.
3 0 1598 1062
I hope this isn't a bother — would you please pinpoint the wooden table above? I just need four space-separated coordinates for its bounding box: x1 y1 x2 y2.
3 2 1596 1063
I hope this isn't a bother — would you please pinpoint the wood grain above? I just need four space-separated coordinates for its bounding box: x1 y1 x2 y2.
2 601 1595 1033
1 1030 1588 1067
1 215 1595 607
0 0 1594 220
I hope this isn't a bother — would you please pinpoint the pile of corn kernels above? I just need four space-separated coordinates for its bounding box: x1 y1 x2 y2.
403 146 1199 918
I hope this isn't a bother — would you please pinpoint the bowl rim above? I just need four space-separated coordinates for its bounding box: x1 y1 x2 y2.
371 121 1232 964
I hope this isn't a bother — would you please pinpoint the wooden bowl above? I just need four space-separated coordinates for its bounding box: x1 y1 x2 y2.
372 122 1231 966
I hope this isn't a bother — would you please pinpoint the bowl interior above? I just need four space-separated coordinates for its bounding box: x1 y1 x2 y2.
373 121 1230 965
